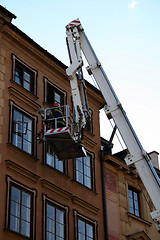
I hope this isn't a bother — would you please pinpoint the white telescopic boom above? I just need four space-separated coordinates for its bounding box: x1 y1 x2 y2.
66 19 160 231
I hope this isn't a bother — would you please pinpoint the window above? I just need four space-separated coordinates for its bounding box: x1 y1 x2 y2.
85 109 93 133
128 187 141 217
12 54 37 94
9 100 37 157
44 77 66 106
46 143 65 173
75 152 95 190
6 176 36 239
74 210 97 240
43 195 69 240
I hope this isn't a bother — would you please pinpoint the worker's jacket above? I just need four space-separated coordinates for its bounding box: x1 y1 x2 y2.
51 107 66 128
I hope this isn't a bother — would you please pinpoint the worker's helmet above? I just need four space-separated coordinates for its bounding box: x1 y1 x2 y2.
53 102 60 107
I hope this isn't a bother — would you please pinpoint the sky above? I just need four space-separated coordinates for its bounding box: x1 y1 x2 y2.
1 0 160 155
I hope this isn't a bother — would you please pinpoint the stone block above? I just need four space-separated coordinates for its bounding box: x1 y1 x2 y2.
118 181 126 195
119 194 127 209
120 207 128 222
0 98 4 107
0 81 5 90
0 116 3 125
0 64 5 74
0 72 4 81
1 48 6 58
0 56 4 64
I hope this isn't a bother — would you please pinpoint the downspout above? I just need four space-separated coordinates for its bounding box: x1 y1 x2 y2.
101 149 109 240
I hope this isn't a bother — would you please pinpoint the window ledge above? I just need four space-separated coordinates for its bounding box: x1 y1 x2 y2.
41 162 69 178
7 143 39 162
71 179 98 195
127 212 152 226
3 228 32 240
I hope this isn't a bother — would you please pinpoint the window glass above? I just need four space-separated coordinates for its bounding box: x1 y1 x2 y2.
78 219 94 240
46 82 64 106
46 144 64 173
75 153 92 189
14 60 34 93
128 187 140 217
9 185 32 238
12 108 33 155
46 203 65 240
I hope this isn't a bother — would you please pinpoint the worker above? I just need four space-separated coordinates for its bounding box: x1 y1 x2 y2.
51 102 66 128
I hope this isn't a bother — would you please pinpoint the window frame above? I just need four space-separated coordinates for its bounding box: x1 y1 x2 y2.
128 186 141 217
44 77 67 106
5 176 36 239
74 151 95 191
8 100 37 158
74 210 97 240
43 194 69 240
12 54 38 95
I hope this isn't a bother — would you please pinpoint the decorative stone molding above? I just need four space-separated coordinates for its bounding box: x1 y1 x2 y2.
83 135 97 149
41 179 72 200
8 85 40 111
72 196 99 215
5 160 40 183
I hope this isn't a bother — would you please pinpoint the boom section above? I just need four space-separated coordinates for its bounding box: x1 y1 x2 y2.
66 19 160 231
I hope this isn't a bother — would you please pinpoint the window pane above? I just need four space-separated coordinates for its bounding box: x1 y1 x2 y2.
22 191 31 208
11 186 20 203
47 204 55 220
24 72 31 83
21 205 30 222
47 232 55 240
47 152 55 167
15 68 22 86
78 219 85 234
11 201 20 218
84 165 91 177
47 218 55 233
76 159 83 172
10 215 20 232
56 209 64 224
84 175 91 189
134 192 138 200
86 223 93 238
128 189 132 198
78 232 85 240
76 171 83 184
24 116 32 131
135 210 140 217
24 81 30 91
129 198 133 208
23 139 32 154
55 93 61 105
55 157 64 172
56 222 64 238
85 155 91 167
21 220 30 237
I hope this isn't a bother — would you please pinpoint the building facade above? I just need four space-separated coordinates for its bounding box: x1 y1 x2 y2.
101 139 160 240
0 5 106 240
0 5 159 240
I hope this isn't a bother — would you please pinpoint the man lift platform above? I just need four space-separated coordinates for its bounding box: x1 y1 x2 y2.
38 104 86 160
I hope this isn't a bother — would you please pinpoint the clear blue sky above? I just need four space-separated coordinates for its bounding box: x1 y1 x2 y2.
1 0 160 154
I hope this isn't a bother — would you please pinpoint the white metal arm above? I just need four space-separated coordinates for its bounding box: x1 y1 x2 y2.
66 19 160 231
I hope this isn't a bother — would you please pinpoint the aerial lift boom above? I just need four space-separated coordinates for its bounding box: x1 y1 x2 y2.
65 19 160 231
